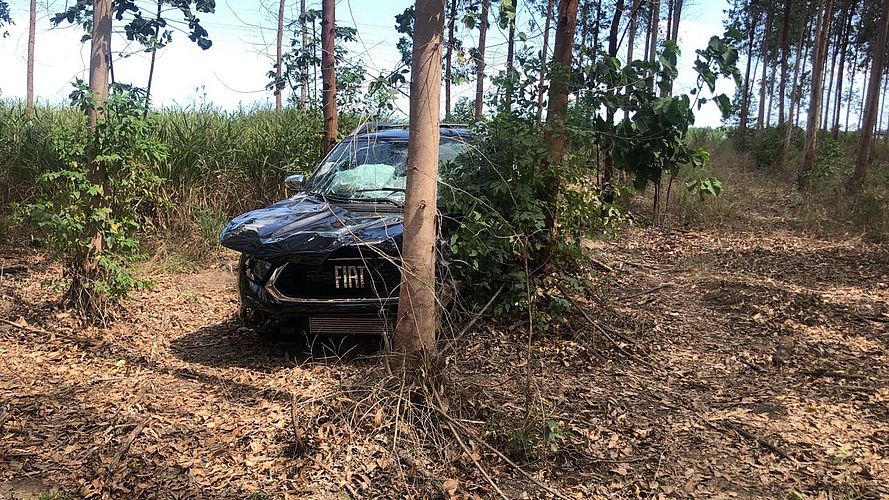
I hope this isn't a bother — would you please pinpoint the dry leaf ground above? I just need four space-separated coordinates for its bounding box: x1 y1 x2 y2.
1 166 888 499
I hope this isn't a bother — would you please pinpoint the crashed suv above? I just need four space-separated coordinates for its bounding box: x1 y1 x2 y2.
219 123 470 336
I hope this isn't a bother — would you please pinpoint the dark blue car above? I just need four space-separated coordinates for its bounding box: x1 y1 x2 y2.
219 123 470 336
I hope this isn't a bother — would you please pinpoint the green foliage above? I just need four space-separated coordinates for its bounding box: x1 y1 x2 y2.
15 83 167 319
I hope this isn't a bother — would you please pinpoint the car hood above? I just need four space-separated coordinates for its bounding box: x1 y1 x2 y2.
219 193 404 260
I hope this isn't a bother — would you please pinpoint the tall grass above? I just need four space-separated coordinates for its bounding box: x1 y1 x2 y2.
0 101 362 256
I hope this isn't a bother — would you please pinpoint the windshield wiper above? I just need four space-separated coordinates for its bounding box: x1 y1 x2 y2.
359 197 404 208
353 187 407 194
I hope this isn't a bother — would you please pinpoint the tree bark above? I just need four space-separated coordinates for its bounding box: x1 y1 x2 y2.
393 0 445 365
822 20 840 132
26 0 36 118
474 0 490 121
300 0 308 108
275 0 285 113
739 8 759 138
626 0 642 63
321 0 337 154
850 0 889 191
536 0 554 122
845 42 859 132
602 0 624 201
799 0 834 188
445 0 457 119
670 0 682 42
543 0 578 232
781 18 809 168
88 0 111 133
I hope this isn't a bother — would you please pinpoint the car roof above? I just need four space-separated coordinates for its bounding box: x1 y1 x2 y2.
347 123 471 141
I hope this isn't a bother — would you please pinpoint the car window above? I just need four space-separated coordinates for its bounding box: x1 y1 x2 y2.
307 138 469 202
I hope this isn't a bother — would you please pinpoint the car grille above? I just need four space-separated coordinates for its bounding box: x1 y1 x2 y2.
309 316 392 336
272 249 401 300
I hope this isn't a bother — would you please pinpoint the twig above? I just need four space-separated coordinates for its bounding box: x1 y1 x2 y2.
713 419 790 460
589 257 615 273
554 283 653 369
434 404 572 500
106 416 151 476
308 454 359 499
455 283 506 341
290 393 308 457
618 283 673 301
444 418 509 500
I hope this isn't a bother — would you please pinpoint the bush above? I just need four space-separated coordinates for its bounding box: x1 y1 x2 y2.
15 84 167 320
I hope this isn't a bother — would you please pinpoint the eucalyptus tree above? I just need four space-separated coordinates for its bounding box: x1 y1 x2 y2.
851 0 889 191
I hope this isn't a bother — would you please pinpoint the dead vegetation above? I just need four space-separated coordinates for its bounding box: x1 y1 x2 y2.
1 164 889 499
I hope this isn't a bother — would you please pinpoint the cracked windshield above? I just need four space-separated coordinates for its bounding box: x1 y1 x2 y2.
308 139 469 203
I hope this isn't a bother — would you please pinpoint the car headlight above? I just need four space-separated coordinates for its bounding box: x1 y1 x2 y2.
245 258 274 284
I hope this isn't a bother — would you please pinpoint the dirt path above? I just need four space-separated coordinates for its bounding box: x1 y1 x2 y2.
1 171 887 499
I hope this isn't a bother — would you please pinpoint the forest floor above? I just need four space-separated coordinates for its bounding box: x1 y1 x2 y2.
1 165 888 499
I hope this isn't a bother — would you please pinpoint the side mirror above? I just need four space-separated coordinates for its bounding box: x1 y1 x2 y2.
284 174 305 196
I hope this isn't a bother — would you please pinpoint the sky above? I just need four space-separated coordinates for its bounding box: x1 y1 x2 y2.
0 0 734 127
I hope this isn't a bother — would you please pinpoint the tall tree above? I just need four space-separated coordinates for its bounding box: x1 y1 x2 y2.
781 17 810 168
647 0 660 63
143 0 163 119
851 0 889 191
536 0 554 121
543 0 578 232
275 0 286 113
445 0 457 119
88 0 112 133
320 0 337 153
393 0 445 366
738 2 761 138
474 0 490 120
799 0 834 187
26 0 36 118
626 0 642 63
777 0 791 126
602 0 624 199
832 0 857 137
756 4 774 134
669 0 683 42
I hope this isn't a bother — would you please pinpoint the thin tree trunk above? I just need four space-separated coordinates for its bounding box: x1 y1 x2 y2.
670 0 682 42
823 23 840 132
781 18 809 168
602 0 624 202
845 44 858 132
778 0 791 126
796 37 811 126
393 0 445 365
647 0 660 63
832 0 856 138
445 0 457 119
799 0 834 188
505 0 517 110
474 0 490 120
579 1 589 72
300 0 308 108
543 0 579 233
626 0 641 63
756 5 774 134
143 0 163 119
739 12 758 138
275 0 285 113
88 0 111 133
767 56 777 127
851 0 889 191
312 17 318 105
320 0 337 153
536 0 555 122
26 0 36 118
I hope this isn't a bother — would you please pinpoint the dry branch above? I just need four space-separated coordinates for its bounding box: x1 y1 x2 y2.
713 419 790 460
106 416 151 476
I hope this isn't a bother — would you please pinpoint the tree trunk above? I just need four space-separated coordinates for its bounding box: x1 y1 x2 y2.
536 0 554 122
445 0 457 119
626 0 642 63
767 55 777 127
845 43 859 132
321 0 337 153
850 0 889 191
670 0 682 42
602 0 624 202
796 36 811 126
647 0 660 63
88 0 111 133
393 0 445 366
275 0 285 113
300 0 308 108
505 0 517 110
832 0 856 138
739 10 758 138
799 0 834 188
143 0 163 119
543 0 578 232
781 18 809 168
26 0 36 118
822 22 840 132
756 5 774 134
778 0 791 126
579 1 589 72
474 0 490 121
